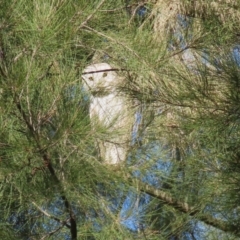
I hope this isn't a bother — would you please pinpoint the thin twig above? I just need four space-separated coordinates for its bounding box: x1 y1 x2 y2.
37 62 54 81
78 0 106 29
82 68 128 75
13 48 27 62
40 225 65 240
32 201 71 228
128 2 147 25
82 25 153 72
25 47 38 129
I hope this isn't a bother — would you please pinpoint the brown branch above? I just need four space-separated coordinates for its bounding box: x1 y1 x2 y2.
133 178 240 237
15 100 35 134
40 225 65 240
14 97 77 240
138 181 197 214
41 152 77 240
37 62 54 81
82 67 128 75
62 195 77 240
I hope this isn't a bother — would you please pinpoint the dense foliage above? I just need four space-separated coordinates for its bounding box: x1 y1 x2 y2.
0 0 240 239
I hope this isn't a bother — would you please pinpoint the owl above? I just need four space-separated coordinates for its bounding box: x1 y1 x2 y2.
82 63 133 165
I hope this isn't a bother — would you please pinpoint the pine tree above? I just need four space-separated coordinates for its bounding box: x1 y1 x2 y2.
0 0 240 239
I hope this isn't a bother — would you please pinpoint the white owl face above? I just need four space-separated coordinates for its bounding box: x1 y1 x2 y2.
82 63 118 93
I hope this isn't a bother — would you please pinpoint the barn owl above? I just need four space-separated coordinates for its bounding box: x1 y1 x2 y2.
82 63 133 165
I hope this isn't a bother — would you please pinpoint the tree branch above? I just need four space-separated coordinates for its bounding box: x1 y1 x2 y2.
134 178 240 237
40 225 65 240
32 201 71 228
14 97 77 240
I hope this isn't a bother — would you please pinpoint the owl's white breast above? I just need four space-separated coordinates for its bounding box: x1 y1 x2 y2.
90 93 127 127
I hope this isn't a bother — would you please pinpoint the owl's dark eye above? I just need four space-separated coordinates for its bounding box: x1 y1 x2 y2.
102 72 108 77
89 76 94 81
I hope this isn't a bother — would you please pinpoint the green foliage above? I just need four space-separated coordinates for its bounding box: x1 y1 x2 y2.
0 0 240 239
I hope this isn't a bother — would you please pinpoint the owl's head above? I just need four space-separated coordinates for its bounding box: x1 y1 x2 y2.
82 63 118 94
